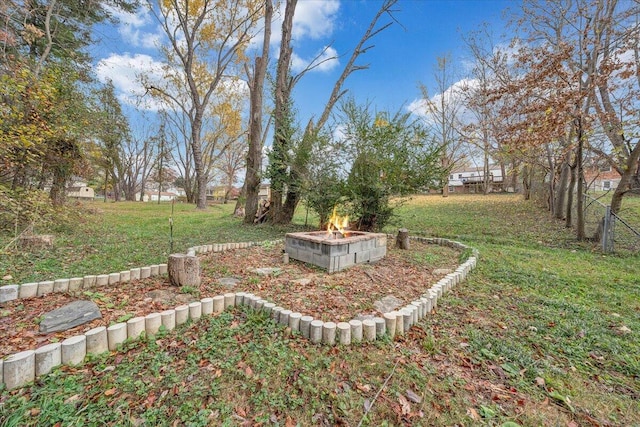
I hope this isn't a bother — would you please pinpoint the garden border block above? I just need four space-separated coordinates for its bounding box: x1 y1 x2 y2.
1 236 477 390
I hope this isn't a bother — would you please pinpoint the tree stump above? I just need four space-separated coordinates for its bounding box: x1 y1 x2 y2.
396 228 410 250
167 254 201 287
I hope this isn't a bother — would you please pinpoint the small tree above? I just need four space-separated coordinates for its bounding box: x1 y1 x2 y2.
327 99 444 232
304 132 345 228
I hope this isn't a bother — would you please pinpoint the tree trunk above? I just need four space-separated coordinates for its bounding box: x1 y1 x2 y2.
441 156 449 197
483 137 490 195
566 163 576 229
522 164 531 200
243 1 272 224
192 114 208 210
576 118 586 241
554 157 571 219
510 160 519 193
274 123 314 224
168 254 201 287
269 0 296 223
545 144 555 213
611 142 640 214
396 228 410 250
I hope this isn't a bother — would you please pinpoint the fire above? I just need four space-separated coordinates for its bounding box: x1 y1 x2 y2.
327 206 349 237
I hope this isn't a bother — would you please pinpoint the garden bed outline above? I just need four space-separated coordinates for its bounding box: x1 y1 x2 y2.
0 235 478 390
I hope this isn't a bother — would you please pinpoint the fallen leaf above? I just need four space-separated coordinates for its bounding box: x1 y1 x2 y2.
535 377 545 387
398 394 411 415
467 407 480 421
30 408 41 416
363 398 372 412
406 389 422 403
245 366 253 377
356 383 371 393
64 394 81 404
144 392 156 408
104 388 117 396
285 416 296 427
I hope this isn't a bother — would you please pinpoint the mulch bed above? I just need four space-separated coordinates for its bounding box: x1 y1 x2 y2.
0 240 461 357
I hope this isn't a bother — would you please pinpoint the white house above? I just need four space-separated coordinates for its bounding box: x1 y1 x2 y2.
448 165 504 193
135 191 179 202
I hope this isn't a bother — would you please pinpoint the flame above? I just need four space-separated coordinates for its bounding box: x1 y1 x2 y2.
327 206 349 237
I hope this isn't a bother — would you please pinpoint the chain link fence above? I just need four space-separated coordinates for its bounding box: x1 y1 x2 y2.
584 193 640 254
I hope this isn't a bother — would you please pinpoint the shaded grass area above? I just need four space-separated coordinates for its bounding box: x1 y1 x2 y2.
0 201 310 284
1 194 639 426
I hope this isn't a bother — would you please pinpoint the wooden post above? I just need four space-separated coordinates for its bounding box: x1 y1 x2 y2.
396 228 410 250
167 254 201 287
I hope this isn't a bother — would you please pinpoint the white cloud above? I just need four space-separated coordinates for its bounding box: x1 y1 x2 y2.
408 78 476 118
260 0 340 47
292 0 340 40
119 25 163 49
105 4 150 27
95 53 167 110
291 45 339 73
105 5 163 49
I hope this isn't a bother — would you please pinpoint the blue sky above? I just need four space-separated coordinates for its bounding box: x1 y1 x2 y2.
92 0 515 133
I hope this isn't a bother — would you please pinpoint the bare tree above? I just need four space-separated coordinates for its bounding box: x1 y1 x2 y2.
145 0 261 209
418 54 466 197
216 136 246 203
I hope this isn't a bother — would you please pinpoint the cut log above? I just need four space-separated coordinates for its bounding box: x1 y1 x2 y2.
396 228 410 250
167 254 201 287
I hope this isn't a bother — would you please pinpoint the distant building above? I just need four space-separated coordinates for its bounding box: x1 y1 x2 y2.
584 163 622 192
207 186 241 201
66 182 95 199
448 165 505 193
135 190 178 202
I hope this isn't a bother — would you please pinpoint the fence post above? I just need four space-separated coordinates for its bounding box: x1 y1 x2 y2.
602 205 613 253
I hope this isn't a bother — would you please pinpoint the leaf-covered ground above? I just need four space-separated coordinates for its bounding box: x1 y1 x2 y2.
0 240 459 357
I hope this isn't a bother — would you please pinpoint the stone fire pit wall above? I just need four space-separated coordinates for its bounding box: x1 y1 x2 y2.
285 231 387 273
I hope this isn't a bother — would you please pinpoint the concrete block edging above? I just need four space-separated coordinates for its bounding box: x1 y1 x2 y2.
1 236 476 390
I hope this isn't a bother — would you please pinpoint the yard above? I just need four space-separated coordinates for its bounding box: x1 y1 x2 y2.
1 194 639 426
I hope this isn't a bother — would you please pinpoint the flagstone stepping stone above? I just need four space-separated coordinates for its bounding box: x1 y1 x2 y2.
250 268 281 276
145 289 191 305
39 300 102 334
290 277 313 286
219 277 241 288
373 295 403 314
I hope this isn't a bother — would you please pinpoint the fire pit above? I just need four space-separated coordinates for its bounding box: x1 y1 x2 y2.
285 230 387 273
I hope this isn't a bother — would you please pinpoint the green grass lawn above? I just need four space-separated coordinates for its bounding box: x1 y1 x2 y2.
1 195 639 426
0 201 313 284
